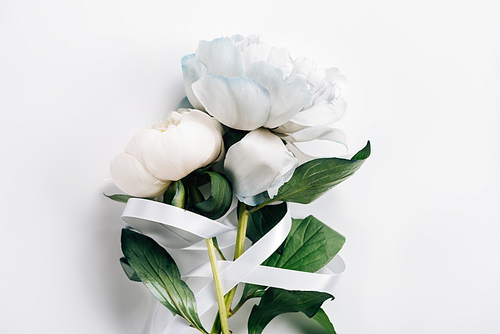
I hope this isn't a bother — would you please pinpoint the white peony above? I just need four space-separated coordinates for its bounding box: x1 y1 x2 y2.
181 35 348 204
110 109 223 197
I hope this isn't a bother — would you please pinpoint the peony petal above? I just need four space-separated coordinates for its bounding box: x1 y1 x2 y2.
280 125 347 146
110 152 170 197
285 142 317 164
179 109 224 163
325 67 349 91
273 121 308 134
181 54 210 110
196 38 245 77
291 98 347 126
240 42 271 71
235 192 269 207
124 129 158 168
230 34 260 52
224 128 298 199
291 56 316 78
244 62 311 129
192 75 271 130
226 34 244 43
266 46 294 78
143 121 221 181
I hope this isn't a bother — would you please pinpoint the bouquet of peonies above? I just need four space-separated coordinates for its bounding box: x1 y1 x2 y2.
107 35 370 334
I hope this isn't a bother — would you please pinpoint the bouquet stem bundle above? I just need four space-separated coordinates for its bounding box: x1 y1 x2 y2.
107 35 371 334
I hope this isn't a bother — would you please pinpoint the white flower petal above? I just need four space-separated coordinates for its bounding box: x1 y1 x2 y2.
235 192 269 207
180 109 224 163
110 152 170 197
267 159 295 198
143 121 221 181
280 125 347 146
273 121 308 134
227 34 244 43
325 67 349 91
306 68 327 89
291 98 347 126
244 62 311 129
291 56 316 78
124 129 158 168
192 75 271 130
266 46 293 78
196 38 245 77
286 142 317 164
181 54 210 110
240 42 271 71
231 34 260 52
224 128 298 198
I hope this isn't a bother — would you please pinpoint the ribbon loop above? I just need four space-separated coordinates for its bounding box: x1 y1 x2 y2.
120 199 344 334
122 198 235 249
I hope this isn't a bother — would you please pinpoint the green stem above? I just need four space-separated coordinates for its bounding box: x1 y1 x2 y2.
185 176 230 334
206 238 231 334
232 288 266 316
212 237 226 261
210 201 250 334
234 201 250 258
247 200 275 214
225 201 250 310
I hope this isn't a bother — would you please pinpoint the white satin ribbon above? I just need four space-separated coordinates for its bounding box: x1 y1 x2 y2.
121 198 344 334
184 256 345 294
122 198 236 249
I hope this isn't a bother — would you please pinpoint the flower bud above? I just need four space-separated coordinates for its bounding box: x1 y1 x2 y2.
110 109 223 197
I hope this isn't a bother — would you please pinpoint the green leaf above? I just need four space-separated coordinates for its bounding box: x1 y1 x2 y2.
312 308 337 334
264 215 345 273
223 129 249 151
263 141 371 205
104 193 152 203
119 257 141 282
238 212 344 311
162 180 186 208
247 288 333 334
246 202 288 244
352 140 371 160
194 171 232 220
121 229 207 333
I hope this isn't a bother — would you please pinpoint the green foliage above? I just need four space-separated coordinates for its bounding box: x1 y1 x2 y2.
263 141 371 205
193 171 232 220
119 257 141 282
238 211 344 313
247 288 333 334
163 180 186 208
264 216 345 273
246 202 288 244
121 229 207 333
312 308 337 334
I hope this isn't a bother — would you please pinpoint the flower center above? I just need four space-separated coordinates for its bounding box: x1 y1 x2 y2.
151 111 184 132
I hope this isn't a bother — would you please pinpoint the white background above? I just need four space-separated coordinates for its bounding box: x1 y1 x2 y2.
1 1 499 333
